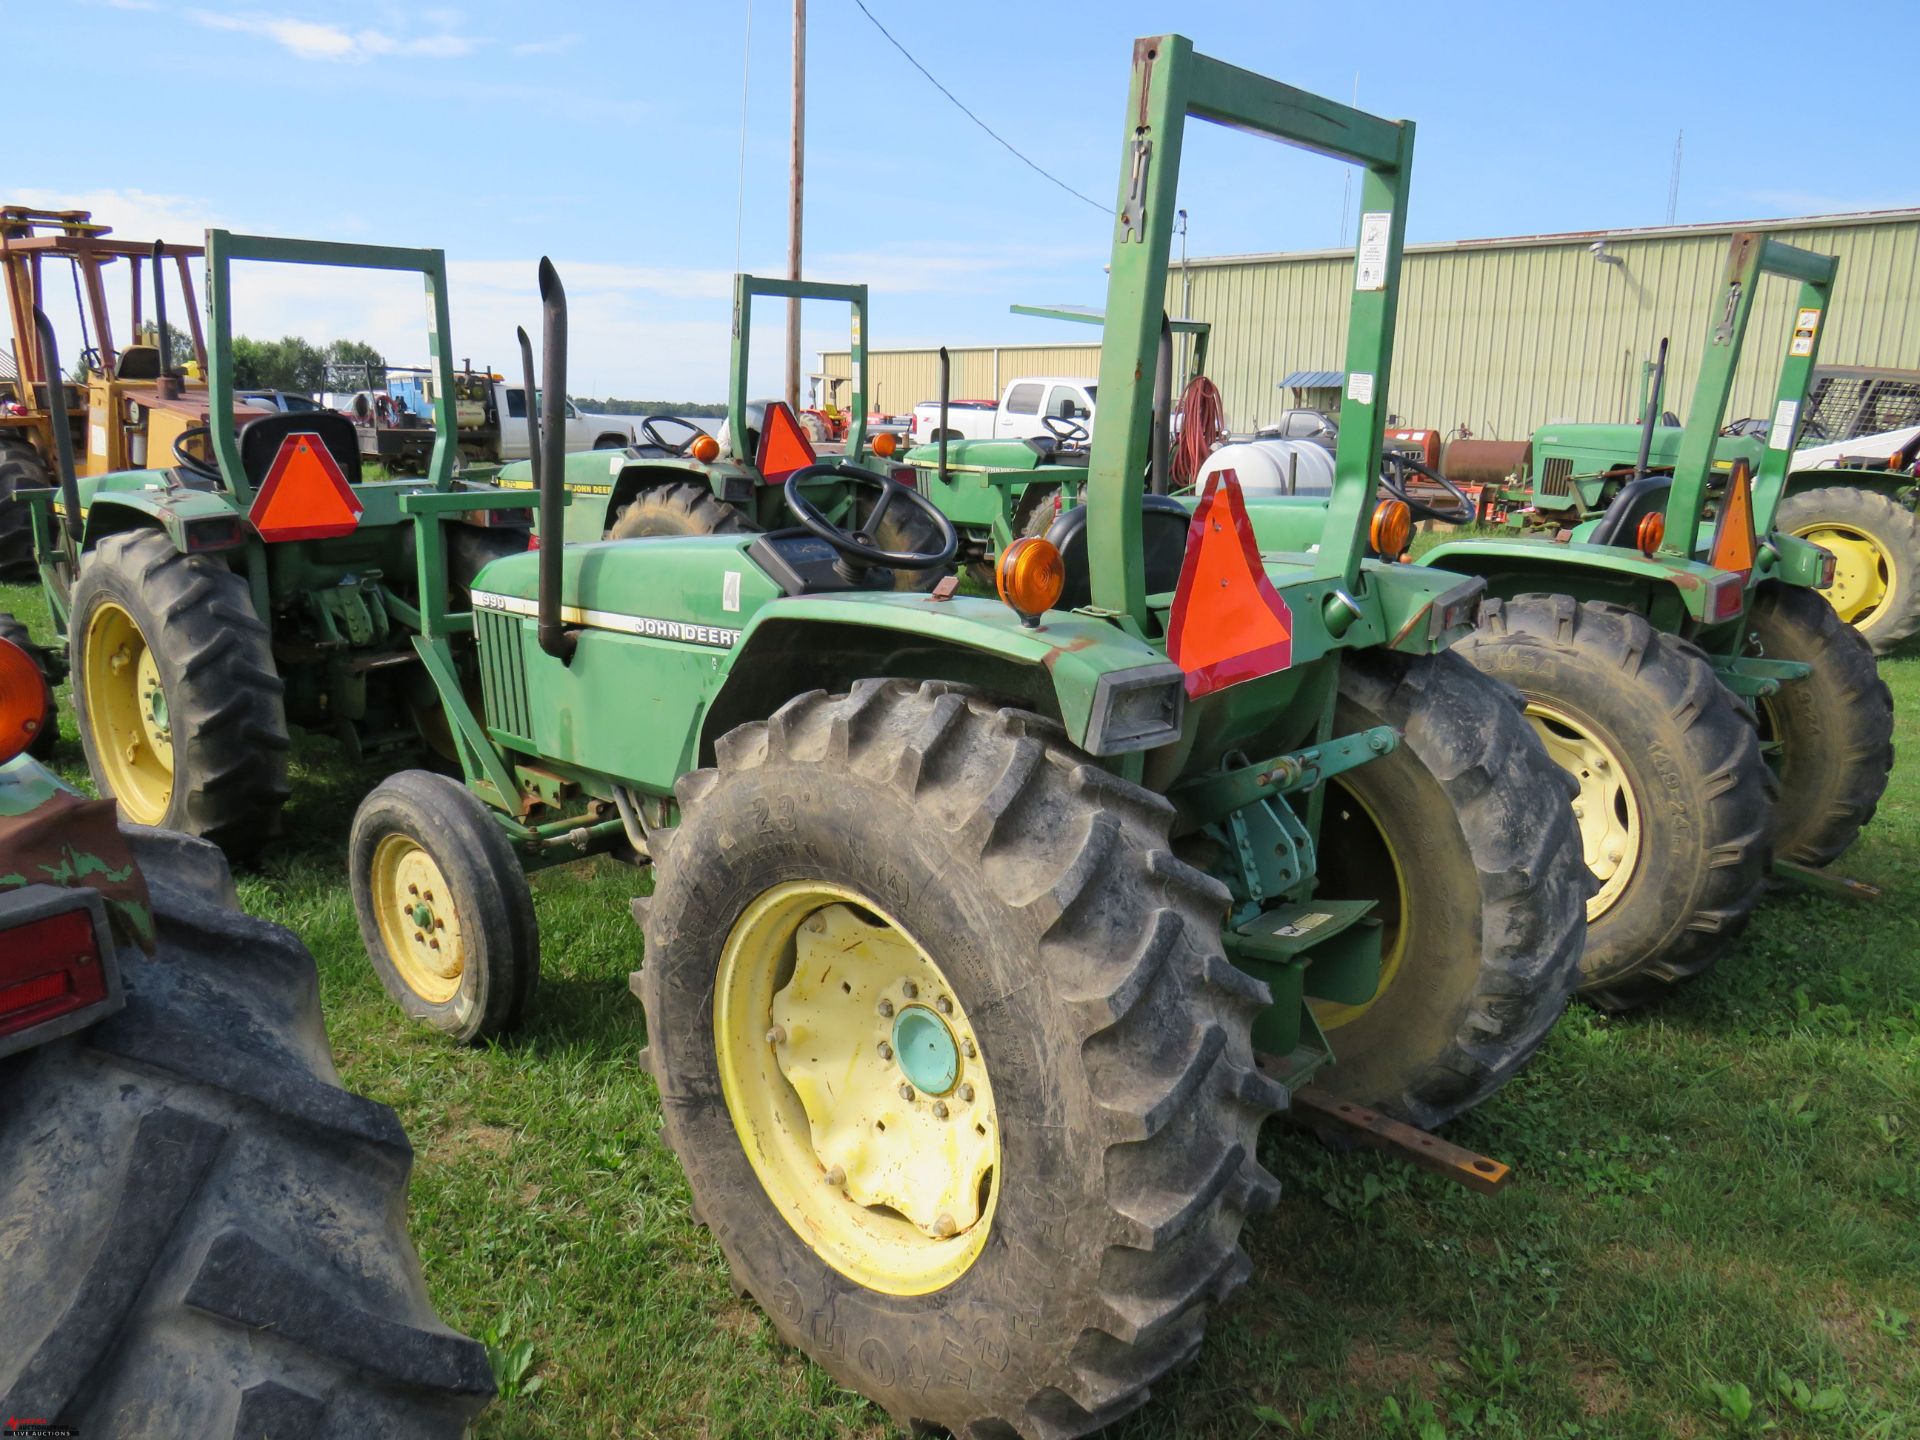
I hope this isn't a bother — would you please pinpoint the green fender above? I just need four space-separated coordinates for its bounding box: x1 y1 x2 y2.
1783 466 1917 504
1419 537 1743 627
74 482 251 556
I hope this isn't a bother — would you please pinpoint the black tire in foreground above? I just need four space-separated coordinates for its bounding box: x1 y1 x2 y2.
1454 596 1773 1011
69 528 290 849
639 679 1284 1439
1310 646 1590 1122
0 436 49 583
350 769 540 1043
609 480 754 540
1774 485 1920 654
0 827 495 1437
1746 581 1896 866
0 611 58 759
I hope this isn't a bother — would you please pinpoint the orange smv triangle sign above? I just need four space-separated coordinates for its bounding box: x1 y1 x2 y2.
248 433 362 542
1166 468 1294 698
1707 458 1758 583
756 401 818 485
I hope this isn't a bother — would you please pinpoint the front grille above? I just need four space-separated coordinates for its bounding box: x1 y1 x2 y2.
475 607 534 744
1538 456 1574 497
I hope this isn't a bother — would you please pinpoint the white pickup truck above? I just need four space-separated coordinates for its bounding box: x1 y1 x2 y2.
909 376 1097 446
482 384 637 460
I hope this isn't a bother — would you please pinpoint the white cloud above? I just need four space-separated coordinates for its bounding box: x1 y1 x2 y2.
512 34 579 56
185 8 480 61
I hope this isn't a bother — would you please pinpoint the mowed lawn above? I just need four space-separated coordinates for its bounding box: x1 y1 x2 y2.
6 576 1916 1440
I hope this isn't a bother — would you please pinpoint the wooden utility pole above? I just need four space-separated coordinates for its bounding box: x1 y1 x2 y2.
786 0 805 411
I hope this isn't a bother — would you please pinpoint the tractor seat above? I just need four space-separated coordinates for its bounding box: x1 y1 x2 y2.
238 410 364 490
115 345 162 381
1586 474 1671 549
1045 494 1193 611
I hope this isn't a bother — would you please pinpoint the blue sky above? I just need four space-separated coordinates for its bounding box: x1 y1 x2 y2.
9 0 1914 401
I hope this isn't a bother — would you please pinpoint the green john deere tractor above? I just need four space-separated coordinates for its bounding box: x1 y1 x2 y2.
1405 232 1895 1007
344 37 1586 1436
1 235 529 850
495 272 944 588
1483 342 1920 654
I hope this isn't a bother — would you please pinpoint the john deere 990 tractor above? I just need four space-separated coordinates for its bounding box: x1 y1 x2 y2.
343 37 1585 1436
1408 233 1895 1006
1 234 527 849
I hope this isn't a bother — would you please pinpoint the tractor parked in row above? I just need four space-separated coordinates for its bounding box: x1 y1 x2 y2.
337 40 1585 1437
0 234 529 850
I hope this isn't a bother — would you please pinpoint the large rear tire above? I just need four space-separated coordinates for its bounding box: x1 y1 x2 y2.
0 828 495 1436
69 529 290 849
1746 581 1895 866
638 680 1283 1438
1455 596 1773 1010
0 436 48 583
1310 647 1589 1123
1774 485 1920 653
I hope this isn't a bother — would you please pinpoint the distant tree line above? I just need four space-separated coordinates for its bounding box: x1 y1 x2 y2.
230 336 388 394
575 397 728 417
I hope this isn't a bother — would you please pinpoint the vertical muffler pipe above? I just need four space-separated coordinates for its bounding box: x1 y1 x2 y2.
31 310 83 569
937 345 950 487
1634 337 1668 480
150 241 180 401
525 257 574 661
1150 314 1172 494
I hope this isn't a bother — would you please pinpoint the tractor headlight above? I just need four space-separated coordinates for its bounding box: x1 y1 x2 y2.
1084 662 1185 756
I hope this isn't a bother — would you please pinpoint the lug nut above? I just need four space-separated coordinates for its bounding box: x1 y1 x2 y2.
901 980 919 999
932 1213 957 1237
933 1101 949 1119
766 1025 786 1046
958 1083 974 1102
899 1083 916 1101
877 1041 893 1060
824 1165 845 1187
877 998 895 1018
962 1039 976 1058
935 996 952 1015
409 883 420 896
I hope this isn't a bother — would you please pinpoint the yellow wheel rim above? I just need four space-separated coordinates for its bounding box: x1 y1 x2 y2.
369 834 467 1004
82 600 173 825
1790 522 1893 627
715 882 1000 1296
1311 780 1409 1032
1525 700 1641 922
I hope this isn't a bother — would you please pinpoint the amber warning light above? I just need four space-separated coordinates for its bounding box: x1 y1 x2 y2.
247 434 363 542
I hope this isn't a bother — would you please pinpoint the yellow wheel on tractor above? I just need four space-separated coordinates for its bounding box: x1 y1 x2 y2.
69 529 289 849
350 769 540 1042
1309 647 1587 1127
638 679 1283 1437
715 882 1000 1295
1775 486 1920 654
1523 698 1642 922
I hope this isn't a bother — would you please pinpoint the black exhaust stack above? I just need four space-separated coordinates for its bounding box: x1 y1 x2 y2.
151 241 181 401
937 345 950 487
31 310 83 570
526 258 575 661
1633 337 1668 480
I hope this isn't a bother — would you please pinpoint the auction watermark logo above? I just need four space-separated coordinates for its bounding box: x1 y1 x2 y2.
5 1420 79 1438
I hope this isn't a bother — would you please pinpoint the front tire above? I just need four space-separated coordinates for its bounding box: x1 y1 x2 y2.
1775 486 1920 653
1310 647 1589 1122
639 680 1282 1438
350 770 540 1042
608 480 753 539
70 529 290 849
0 828 495 1436
1746 582 1895 866
1455 596 1773 1010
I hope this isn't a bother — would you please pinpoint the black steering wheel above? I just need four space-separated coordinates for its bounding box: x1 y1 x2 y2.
784 462 959 575
171 424 224 482
1042 413 1090 448
1381 452 1475 524
640 415 703 455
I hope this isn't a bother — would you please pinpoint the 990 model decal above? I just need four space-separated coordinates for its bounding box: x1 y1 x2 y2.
472 591 741 648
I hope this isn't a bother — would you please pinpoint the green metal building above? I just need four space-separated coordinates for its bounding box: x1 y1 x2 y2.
824 208 1919 438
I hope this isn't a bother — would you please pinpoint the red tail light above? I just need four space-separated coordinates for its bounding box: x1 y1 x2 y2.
0 888 121 1056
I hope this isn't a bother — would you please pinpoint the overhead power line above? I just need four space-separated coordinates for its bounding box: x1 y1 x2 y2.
849 0 1111 215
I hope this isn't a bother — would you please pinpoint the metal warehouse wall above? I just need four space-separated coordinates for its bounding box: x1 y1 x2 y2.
825 211 1919 438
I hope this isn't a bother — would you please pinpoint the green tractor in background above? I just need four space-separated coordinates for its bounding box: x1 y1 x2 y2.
1405 232 1895 1006
343 37 1585 1436
0 235 529 850
496 272 944 588
1484 347 1920 654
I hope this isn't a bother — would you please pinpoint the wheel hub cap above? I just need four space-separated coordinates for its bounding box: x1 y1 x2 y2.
82 601 174 824
370 836 465 999
1525 701 1641 922
891 1005 959 1095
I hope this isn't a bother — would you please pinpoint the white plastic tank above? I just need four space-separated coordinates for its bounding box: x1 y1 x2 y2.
1195 439 1336 498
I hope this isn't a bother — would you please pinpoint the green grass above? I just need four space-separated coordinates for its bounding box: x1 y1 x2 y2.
7 577 1917 1440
